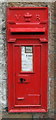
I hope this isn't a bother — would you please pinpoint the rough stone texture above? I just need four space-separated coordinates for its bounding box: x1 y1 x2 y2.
0 3 8 120
0 1 55 120
54 1 56 117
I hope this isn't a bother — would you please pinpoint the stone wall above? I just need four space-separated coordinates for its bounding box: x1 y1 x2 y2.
54 1 56 119
0 2 55 120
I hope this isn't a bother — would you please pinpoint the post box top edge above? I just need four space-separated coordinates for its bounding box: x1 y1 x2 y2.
7 7 48 10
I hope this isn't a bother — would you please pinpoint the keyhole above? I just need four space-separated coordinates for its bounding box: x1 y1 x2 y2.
20 78 26 83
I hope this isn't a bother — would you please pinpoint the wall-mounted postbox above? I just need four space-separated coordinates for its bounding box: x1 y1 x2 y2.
7 7 48 112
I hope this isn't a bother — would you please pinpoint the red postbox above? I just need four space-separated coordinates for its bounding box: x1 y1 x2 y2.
7 7 48 112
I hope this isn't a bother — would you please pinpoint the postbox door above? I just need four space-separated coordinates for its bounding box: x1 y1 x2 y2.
14 44 41 107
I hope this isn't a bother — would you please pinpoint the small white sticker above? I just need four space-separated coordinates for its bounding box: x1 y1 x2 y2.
21 46 33 72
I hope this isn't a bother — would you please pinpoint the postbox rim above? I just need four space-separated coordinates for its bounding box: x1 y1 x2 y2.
7 7 48 9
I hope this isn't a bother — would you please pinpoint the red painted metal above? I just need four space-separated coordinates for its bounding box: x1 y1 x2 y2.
7 7 48 112
10 27 45 32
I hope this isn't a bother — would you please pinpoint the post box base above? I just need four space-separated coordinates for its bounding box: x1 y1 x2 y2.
8 108 48 113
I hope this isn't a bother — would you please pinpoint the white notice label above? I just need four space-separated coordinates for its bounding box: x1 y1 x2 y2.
21 46 33 72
